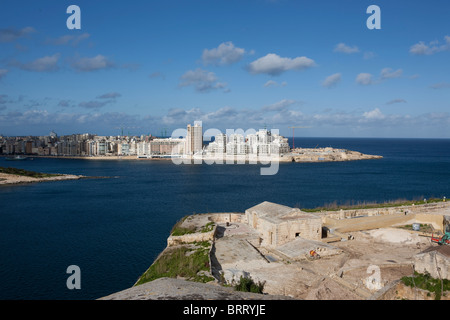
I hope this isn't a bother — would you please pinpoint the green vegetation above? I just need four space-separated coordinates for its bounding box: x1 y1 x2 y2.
0 166 62 178
401 271 450 300
233 276 266 294
170 216 196 236
170 217 215 236
301 197 445 212
397 224 435 233
134 243 214 286
201 222 215 233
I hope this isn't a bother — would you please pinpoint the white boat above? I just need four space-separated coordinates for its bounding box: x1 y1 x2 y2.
5 155 28 161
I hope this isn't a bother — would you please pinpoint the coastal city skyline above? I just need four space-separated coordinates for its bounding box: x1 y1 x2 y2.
1 1 450 138
1 0 450 304
0 121 291 158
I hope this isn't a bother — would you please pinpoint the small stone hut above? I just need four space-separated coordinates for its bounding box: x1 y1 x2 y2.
245 201 322 247
414 245 450 280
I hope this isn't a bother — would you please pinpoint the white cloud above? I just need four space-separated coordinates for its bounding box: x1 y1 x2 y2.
363 51 376 60
386 99 407 105
430 82 450 89
78 100 113 110
162 107 204 125
333 43 359 54
3 102 450 138
262 99 297 112
97 92 122 99
355 73 373 85
13 54 60 72
202 42 245 66
380 68 403 79
71 55 115 72
247 53 315 76
46 33 90 46
264 80 277 87
0 26 35 43
410 35 450 55
179 68 228 93
263 80 287 88
322 73 342 88
362 108 385 121
355 68 403 86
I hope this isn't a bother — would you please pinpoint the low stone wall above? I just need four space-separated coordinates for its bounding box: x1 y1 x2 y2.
321 202 449 233
415 213 445 232
208 213 246 224
322 202 449 220
323 213 415 233
167 226 217 247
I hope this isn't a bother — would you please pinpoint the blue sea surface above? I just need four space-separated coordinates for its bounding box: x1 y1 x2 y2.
0 137 449 300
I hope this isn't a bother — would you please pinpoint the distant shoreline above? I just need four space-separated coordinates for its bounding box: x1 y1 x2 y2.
0 172 86 185
0 166 108 185
0 149 383 163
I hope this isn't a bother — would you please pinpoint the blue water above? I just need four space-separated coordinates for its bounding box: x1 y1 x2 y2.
1 137 449 300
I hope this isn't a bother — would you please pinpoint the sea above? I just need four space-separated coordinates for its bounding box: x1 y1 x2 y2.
0 137 449 300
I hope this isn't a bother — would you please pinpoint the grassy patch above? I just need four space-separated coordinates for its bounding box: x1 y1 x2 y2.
397 224 435 233
134 244 214 286
401 271 450 300
170 216 196 236
170 217 215 236
201 222 215 233
233 276 266 294
0 166 62 178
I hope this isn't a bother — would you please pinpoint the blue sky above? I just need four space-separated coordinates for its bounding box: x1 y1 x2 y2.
0 0 449 138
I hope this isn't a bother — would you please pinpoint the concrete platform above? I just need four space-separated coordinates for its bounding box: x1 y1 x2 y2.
274 237 343 261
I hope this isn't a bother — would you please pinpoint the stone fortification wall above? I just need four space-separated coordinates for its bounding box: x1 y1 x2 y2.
321 202 449 233
167 226 217 247
322 202 449 220
323 213 415 233
415 213 446 232
208 213 246 224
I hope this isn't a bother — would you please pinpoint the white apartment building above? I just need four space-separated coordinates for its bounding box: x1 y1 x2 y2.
186 121 203 155
206 129 290 157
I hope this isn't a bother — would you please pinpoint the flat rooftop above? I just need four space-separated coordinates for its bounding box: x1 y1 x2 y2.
246 201 321 224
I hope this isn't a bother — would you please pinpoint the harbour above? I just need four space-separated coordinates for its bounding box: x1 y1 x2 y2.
0 137 449 299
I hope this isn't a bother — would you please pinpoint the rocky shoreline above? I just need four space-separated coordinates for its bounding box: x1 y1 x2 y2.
0 172 93 185
290 147 383 162
21 147 383 163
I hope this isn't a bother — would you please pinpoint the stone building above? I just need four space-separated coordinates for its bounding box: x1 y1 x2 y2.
245 201 322 248
413 245 450 280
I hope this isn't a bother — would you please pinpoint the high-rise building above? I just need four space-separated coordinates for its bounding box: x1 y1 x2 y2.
186 121 203 155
